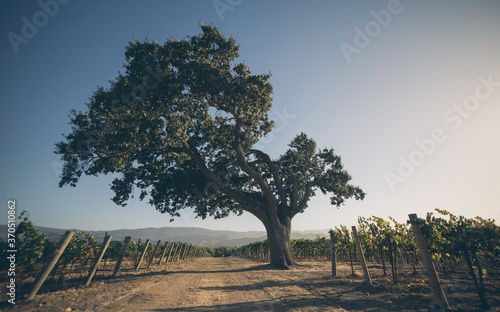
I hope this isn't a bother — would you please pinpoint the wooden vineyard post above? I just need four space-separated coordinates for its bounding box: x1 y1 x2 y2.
158 242 169 265
176 244 184 262
112 236 131 277
167 242 176 263
85 234 112 286
135 238 141 266
180 244 187 260
147 240 161 269
330 231 337 277
408 214 449 308
352 226 372 285
135 239 150 271
183 244 190 260
181 244 187 260
168 242 179 263
172 244 180 262
28 230 75 300
182 244 191 260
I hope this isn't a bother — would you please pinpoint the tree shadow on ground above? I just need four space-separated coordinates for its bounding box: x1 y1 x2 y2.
163 263 273 275
152 297 333 312
177 275 438 312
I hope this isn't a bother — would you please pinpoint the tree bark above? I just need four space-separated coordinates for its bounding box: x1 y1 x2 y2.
259 208 294 269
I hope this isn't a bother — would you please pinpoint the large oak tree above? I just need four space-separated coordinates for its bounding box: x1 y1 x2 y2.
55 24 365 269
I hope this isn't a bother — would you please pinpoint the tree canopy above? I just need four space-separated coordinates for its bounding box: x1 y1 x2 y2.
55 23 365 268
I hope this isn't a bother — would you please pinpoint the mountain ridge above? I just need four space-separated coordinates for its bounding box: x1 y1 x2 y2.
0 225 329 248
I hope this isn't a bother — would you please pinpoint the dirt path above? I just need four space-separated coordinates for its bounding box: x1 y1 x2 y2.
4 256 499 311
97 257 347 311
6 257 347 312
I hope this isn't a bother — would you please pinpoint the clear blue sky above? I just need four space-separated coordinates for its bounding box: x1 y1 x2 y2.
1 0 499 232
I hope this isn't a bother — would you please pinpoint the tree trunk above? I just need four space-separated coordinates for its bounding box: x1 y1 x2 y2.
257 207 294 269
264 218 294 269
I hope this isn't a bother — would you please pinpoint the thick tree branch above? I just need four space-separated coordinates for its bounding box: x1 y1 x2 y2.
286 168 298 214
249 149 288 210
293 181 312 217
233 119 277 211
181 137 260 213
293 179 330 216
247 159 265 166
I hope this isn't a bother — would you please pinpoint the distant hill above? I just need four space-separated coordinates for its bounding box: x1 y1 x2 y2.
0 225 328 248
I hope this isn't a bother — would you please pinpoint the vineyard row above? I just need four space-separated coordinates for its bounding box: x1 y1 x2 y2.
1 211 212 301
233 209 499 309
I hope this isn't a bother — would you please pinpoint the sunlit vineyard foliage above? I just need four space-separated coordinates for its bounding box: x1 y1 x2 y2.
231 209 499 308
234 209 499 296
235 209 498 265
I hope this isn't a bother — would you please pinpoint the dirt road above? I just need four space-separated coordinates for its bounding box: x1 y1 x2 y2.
6 257 347 312
99 257 347 312
4 256 499 311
